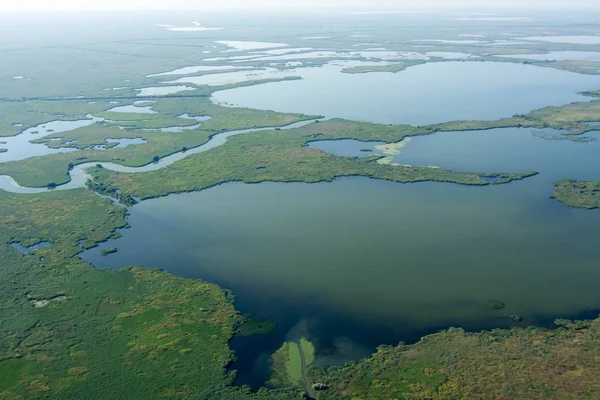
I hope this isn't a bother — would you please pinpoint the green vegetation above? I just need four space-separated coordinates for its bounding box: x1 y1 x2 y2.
487 300 506 309
100 247 117 256
235 313 277 337
300 339 315 367
86 179 138 206
269 338 316 390
288 343 304 384
310 317 600 399
86 122 536 201
0 97 317 187
269 342 300 388
0 189 303 399
341 62 420 74
4 17 600 399
0 101 115 137
552 179 600 209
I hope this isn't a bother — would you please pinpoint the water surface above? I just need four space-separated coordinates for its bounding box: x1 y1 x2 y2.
213 62 600 125
82 176 600 384
80 123 600 385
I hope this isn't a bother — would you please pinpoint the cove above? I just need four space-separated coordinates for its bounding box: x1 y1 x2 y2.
81 175 600 386
212 61 600 125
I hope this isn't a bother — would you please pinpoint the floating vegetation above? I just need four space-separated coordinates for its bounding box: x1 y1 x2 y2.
532 129 596 142
269 338 316 389
235 313 276 336
487 300 506 309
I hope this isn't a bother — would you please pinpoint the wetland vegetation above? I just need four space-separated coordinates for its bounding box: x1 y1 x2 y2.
2 7 600 400
553 179 600 209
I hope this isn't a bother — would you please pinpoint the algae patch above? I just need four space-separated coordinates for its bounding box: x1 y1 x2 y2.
268 338 316 389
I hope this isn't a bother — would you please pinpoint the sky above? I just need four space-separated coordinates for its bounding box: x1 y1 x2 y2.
0 0 598 11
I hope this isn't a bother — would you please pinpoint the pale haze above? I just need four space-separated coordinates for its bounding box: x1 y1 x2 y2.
1 0 598 11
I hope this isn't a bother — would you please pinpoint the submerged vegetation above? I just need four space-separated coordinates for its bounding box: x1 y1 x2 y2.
487 300 506 310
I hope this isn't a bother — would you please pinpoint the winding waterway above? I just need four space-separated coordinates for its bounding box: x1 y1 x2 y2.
0 119 316 193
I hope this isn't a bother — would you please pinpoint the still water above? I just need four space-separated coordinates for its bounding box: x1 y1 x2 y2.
213 61 600 125
81 62 600 387
82 123 600 383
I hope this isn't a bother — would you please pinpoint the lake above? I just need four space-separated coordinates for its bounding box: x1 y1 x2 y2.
212 61 600 125
77 58 600 388
82 123 600 385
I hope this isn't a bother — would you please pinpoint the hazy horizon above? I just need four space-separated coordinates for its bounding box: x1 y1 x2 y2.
1 0 599 12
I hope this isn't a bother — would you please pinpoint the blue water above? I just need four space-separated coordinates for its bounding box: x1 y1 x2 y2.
213 62 600 125
310 128 600 183
307 139 385 157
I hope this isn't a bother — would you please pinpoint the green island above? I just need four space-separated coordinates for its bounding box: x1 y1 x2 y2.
552 179 600 209
100 247 117 256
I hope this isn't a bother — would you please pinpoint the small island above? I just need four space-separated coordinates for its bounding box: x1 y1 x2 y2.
100 247 117 256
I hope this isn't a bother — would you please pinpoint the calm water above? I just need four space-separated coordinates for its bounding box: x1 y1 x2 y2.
310 128 600 181
213 62 600 125
82 123 600 383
